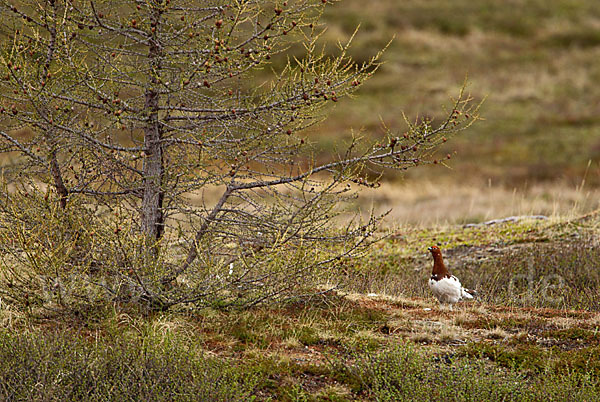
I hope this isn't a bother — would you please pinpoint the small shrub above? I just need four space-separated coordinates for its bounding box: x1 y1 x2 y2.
0 329 260 401
337 342 600 401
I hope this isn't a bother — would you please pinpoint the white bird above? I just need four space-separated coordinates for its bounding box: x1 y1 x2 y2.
427 245 476 309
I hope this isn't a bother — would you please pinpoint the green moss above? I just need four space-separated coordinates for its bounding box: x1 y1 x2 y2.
230 319 271 348
463 341 600 377
543 328 600 343
297 326 320 346
463 342 549 373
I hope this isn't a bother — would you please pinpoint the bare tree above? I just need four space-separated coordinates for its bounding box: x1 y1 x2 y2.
0 0 479 311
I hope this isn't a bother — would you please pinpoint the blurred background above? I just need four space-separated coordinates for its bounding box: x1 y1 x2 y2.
3 0 599 226
303 0 600 225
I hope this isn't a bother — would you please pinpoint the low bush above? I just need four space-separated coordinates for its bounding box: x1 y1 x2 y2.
339 342 600 401
0 329 259 401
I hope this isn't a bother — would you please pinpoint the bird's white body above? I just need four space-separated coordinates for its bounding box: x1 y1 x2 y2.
428 275 474 305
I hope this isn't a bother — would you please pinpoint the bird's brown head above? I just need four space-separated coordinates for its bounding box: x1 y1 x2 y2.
428 245 442 257
428 245 450 279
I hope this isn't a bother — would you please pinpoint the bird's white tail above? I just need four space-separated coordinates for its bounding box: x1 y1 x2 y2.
461 288 477 299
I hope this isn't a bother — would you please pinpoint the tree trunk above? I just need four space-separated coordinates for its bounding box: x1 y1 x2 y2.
141 95 164 242
141 10 164 243
45 6 68 210
49 148 68 209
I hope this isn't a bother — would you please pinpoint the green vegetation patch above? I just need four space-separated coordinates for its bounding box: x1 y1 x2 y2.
463 341 600 377
0 329 260 401
340 342 600 401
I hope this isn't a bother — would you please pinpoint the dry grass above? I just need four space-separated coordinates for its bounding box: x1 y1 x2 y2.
352 177 600 226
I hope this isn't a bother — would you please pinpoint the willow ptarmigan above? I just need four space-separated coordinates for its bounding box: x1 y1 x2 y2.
427 245 476 309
